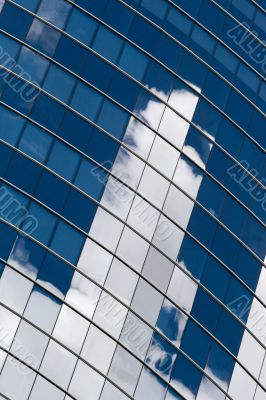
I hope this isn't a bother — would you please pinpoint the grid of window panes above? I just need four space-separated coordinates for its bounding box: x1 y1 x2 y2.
0 0 265 399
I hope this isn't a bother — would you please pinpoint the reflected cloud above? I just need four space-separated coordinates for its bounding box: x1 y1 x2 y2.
8 238 39 279
174 157 203 198
168 88 199 122
65 273 101 319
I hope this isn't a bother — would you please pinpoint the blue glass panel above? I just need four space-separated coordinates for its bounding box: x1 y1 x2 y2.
26 19 61 56
63 188 97 231
216 118 243 158
37 0 72 29
203 71 230 109
215 309 244 355
18 122 53 163
181 319 212 367
0 2 32 39
171 0 202 17
50 220 85 264
24 201 57 245
0 105 26 146
59 110 93 152
0 221 17 260
0 31 21 59
144 61 174 100
81 51 114 92
178 53 207 92
35 170 69 214
220 195 246 236
177 236 207 280
92 25 123 63
75 158 106 200
103 0 135 35
197 176 225 217
17 46 49 85
211 226 239 267
140 0 169 23
233 246 261 291
54 35 88 73
129 15 161 53
31 93 65 131
97 100 129 140
86 127 119 165
206 342 234 390
108 73 140 110
187 206 217 248
201 257 230 301
1 77 37 115
225 90 252 130
171 354 202 398
14 0 40 12
47 141 81 181
0 143 13 177
70 82 103 121
119 43 149 81
225 276 253 324
192 100 221 139
74 0 108 18
43 64 76 103
5 151 42 194
191 288 222 333
154 34 183 72
66 8 98 46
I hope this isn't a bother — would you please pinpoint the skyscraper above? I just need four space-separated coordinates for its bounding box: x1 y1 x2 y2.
0 0 265 399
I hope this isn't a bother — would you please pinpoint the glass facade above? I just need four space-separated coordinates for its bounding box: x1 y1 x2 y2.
0 0 265 399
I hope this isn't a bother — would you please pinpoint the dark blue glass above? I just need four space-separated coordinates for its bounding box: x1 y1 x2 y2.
35 170 70 214
58 110 93 152
5 151 42 194
177 235 207 280
0 221 17 260
103 0 134 35
81 51 114 92
201 257 230 301
50 220 85 264
0 143 13 177
191 288 222 333
215 309 244 355
0 2 32 39
129 15 161 53
206 342 234 390
86 127 120 165
171 354 202 398
31 93 65 131
181 319 212 367
54 36 88 74
63 188 97 231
